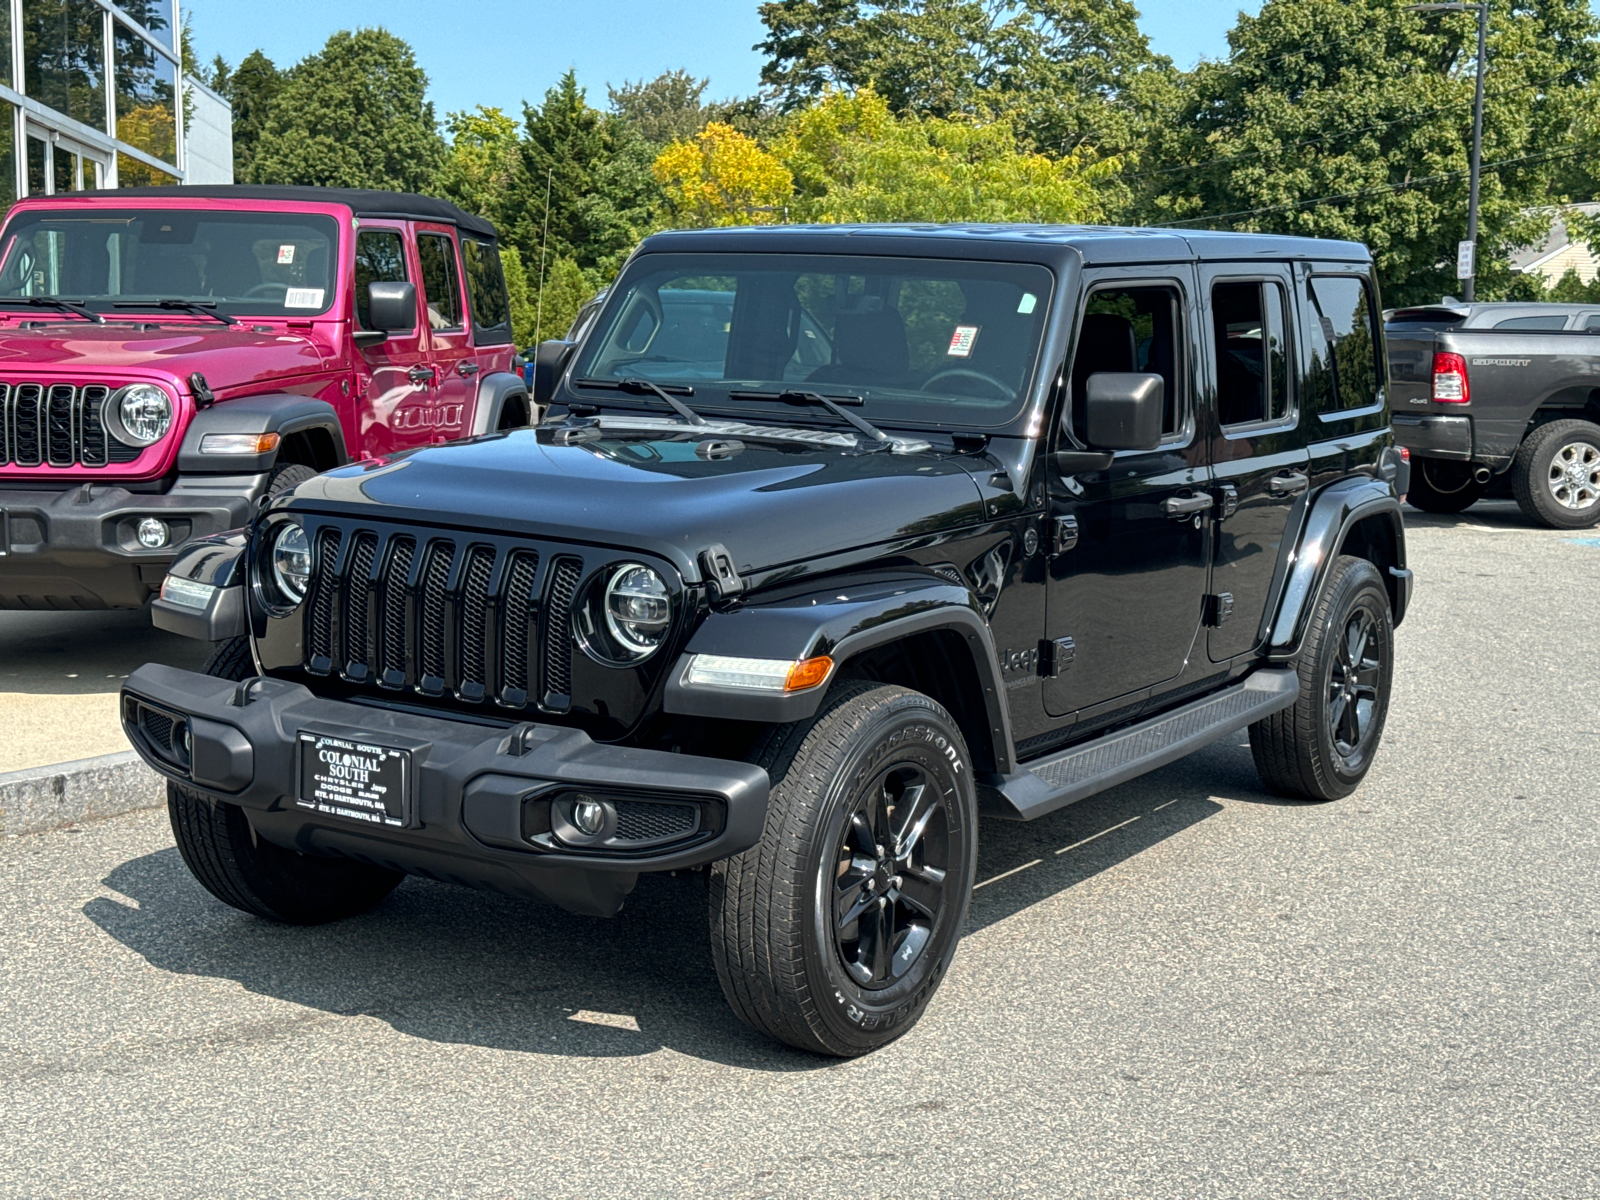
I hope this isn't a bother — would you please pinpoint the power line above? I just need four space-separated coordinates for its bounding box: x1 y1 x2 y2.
1151 142 1595 229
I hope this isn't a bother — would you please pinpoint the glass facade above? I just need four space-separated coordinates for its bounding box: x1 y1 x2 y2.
3 2 193 214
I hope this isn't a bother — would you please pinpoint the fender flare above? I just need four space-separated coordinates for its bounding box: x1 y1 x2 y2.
470 371 535 436
149 529 251 642
663 575 1016 773
1267 475 1409 658
177 395 348 474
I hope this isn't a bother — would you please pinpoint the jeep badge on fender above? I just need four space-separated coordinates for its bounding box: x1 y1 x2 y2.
122 223 1411 1057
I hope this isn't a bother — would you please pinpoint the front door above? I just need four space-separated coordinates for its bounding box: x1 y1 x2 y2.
1043 272 1212 723
416 227 474 442
1202 266 1310 661
353 223 432 455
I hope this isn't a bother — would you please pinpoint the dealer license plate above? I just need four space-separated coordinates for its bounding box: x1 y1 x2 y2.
296 732 412 827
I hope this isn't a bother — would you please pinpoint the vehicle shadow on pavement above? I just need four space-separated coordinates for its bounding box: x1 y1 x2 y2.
1400 499 1531 532
81 742 1299 1069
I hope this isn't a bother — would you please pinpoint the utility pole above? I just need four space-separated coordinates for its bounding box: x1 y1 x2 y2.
1408 2 1489 301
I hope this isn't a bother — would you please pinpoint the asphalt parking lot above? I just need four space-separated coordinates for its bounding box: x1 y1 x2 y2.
2 501 1596 1199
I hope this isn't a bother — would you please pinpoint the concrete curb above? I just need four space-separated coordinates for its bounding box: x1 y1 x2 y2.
0 751 164 838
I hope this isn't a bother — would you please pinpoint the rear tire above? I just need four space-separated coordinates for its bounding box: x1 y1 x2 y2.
167 618 403 924
1250 556 1394 802
708 681 978 1056
1510 418 1600 529
1407 458 1484 513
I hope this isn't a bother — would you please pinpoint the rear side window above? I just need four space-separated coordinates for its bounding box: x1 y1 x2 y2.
1586 315 1600 330
1071 285 1184 441
1212 280 1291 427
461 238 512 344
353 229 407 332
1307 276 1380 411
1494 314 1568 330
417 233 463 331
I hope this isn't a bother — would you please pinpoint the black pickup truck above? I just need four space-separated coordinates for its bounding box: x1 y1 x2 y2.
1386 301 1600 527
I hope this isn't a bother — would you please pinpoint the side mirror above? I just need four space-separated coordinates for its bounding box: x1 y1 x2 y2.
367 281 417 334
1085 372 1164 452
532 339 577 407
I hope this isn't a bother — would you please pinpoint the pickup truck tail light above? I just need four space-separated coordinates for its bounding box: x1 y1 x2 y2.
1431 352 1470 403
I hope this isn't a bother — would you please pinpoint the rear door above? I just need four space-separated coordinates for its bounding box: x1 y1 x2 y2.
459 236 517 430
353 223 433 455
1201 265 1309 661
416 226 473 442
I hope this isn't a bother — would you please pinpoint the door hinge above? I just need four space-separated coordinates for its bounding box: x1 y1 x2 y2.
1216 483 1239 519
699 543 745 599
1203 592 1234 627
1053 514 1079 553
1045 636 1076 677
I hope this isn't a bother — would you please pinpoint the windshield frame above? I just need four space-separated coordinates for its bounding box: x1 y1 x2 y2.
566 250 1059 434
0 206 344 320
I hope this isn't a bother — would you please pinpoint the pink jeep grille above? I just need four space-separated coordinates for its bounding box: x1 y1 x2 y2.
0 381 138 468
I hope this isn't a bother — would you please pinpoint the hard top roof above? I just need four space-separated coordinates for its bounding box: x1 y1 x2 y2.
33 185 498 239
639 222 1369 265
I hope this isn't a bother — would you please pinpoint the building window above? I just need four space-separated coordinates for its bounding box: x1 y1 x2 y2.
112 1 173 50
22 0 108 134
116 152 177 187
0 4 12 89
0 112 14 211
27 135 48 196
113 21 177 168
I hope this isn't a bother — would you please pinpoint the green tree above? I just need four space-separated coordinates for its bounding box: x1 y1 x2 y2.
250 29 445 191
1147 0 1600 306
506 71 660 277
434 106 522 230
213 50 286 183
608 70 711 146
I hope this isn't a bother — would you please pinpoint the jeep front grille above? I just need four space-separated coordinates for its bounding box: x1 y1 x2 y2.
304 525 586 713
0 382 137 468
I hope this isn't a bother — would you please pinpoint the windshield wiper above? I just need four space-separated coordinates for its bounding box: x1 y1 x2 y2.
729 389 893 448
112 299 238 326
573 376 707 425
0 297 105 324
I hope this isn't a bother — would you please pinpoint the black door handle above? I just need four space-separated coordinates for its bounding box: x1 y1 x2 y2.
1162 493 1213 519
1268 471 1309 497
457 361 480 378
408 365 434 384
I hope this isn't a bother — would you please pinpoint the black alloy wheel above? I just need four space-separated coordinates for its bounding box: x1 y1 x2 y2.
1325 606 1384 773
832 764 950 990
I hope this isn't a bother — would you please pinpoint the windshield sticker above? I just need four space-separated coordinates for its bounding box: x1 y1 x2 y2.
284 287 325 309
1018 293 1037 314
948 325 981 357
277 245 296 264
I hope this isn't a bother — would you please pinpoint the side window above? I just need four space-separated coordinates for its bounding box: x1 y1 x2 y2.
1307 276 1380 411
1070 285 1183 442
1494 314 1568 330
461 237 512 344
1585 314 1600 331
353 229 407 332
1212 280 1291 427
416 233 463 331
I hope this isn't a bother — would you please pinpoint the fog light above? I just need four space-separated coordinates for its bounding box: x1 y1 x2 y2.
136 517 169 549
571 795 607 836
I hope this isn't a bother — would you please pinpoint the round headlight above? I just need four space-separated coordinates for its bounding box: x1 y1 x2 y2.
269 523 312 605
107 384 173 446
604 564 671 658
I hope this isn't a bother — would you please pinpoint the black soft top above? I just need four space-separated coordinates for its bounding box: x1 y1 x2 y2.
67 185 498 239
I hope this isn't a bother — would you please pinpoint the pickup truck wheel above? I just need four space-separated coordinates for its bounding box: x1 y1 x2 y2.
1249 556 1394 802
1511 418 1600 529
1407 459 1484 513
166 623 404 925
708 681 978 1057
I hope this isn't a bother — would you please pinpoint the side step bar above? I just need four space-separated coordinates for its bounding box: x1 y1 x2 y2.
982 668 1300 821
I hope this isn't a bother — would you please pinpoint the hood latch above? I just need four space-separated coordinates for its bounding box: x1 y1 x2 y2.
700 544 745 599
188 372 215 409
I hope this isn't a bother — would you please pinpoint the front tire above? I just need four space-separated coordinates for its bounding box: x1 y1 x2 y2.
709 681 978 1057
1249 556 1394 801
1510 418 1600 529
1407 458 1484 513
167 622 403 924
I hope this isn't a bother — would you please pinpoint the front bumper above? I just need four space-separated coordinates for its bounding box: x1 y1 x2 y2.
0 478 258 608
1391 413 1472 461
120 663 770 917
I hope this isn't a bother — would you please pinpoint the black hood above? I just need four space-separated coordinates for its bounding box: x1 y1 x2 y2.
287 426 989 582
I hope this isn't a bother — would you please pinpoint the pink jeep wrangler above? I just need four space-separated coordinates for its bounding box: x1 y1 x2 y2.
0 185 530 610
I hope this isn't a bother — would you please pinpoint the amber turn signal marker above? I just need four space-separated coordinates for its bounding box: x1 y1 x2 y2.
256 432 281 453
784 655 833 691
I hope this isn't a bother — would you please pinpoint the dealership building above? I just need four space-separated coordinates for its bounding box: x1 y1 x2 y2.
1 1 232 207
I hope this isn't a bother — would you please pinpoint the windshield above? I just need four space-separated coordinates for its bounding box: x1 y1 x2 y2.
572 252 1055 427
0 209 340 317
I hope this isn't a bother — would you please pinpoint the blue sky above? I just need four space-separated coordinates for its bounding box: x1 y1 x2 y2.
183 0 1259 117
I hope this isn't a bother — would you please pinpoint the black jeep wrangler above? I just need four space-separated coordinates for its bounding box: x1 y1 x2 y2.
122 225 1412 1056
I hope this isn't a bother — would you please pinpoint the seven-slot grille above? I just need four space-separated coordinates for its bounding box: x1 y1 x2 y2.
0 382 138 467
306 525 587 712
